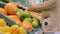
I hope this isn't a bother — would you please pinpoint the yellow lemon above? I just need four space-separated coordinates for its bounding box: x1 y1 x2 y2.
0 26 4 32
2 32 11 34
18 27 27 34
10 25 20 33
0 19 6 27
11 33 17 34
3 26 11 32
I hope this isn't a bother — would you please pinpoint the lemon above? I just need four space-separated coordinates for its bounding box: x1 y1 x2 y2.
3 26 11 32
0 19 6 27
0 31 3 34
10 25 20 33
18 27 27 34
11 33 17 34
0 26 4 32
2 32 11 34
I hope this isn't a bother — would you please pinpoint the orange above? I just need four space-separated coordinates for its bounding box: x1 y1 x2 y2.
8 15 22 25
4 2 18 15
22 20 34 31
0 8 7 15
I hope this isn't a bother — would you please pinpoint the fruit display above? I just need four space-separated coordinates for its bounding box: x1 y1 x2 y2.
0 19 28 34
0 0 42 34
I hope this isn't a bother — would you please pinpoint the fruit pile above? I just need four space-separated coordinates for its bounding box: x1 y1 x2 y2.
16 9 41 31
0 1 18 15
0 0 41 34
0 18 27 34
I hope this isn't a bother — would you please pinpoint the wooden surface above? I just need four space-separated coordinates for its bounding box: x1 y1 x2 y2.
42 0 60 32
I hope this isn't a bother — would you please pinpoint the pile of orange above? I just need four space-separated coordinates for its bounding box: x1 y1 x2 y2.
0 2 18 15
0 2 22 27
0 2 22 24
0 2 34 31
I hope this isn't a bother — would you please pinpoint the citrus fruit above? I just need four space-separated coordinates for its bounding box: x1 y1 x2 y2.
0 8 7 15
4 3 18 15
10 25 20 33
22 20 34 31
18 27 27 34
8 15 22 25
0 18 6 27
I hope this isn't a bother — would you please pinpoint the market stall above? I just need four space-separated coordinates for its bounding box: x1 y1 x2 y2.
0 0 42 34
0 0 59 34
